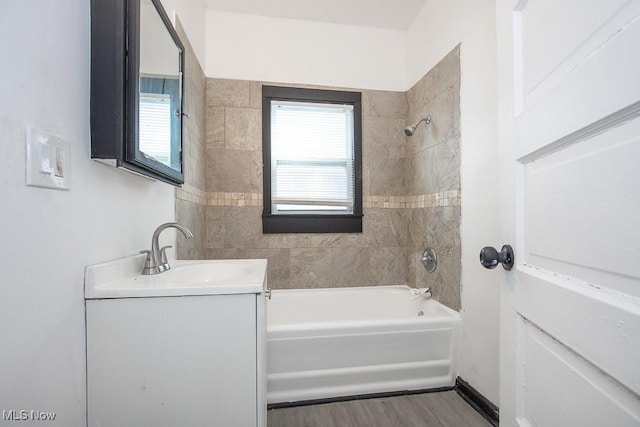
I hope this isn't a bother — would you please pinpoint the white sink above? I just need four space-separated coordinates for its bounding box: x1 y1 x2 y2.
160 261 255 285
85 255 267 299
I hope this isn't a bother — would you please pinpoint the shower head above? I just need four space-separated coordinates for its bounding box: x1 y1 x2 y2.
403 116 431 137
403 125 417 137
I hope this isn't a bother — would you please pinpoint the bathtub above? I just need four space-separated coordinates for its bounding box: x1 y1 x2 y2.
266 285 461 405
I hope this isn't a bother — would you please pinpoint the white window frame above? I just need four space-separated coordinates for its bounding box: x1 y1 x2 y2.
270 100 355 215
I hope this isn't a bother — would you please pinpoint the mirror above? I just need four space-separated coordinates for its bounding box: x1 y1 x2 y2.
90 0 185 185
136 0 183 173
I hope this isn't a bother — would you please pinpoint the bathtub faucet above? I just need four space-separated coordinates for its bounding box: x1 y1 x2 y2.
411 287 432 299
140 222 194 275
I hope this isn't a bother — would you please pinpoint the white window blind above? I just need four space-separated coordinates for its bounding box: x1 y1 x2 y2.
271 101 355 214
139 93 172 167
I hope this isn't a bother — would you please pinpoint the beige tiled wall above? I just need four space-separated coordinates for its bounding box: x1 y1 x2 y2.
177 45 461 310
200 80 410 289
406 45 461 310
174 19 206 260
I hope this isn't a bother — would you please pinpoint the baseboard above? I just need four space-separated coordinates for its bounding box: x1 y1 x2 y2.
455 377 499 426
267 386 454 410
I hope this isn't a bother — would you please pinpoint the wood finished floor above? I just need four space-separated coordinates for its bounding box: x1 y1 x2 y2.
267 391 492 427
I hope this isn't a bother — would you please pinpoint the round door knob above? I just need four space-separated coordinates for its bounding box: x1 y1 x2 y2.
480 245 514 271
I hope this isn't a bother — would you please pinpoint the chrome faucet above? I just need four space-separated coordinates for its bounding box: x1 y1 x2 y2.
410 287 432 299
140 222 194 275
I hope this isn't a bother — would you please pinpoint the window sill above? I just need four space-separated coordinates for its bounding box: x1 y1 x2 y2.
262 214 363 234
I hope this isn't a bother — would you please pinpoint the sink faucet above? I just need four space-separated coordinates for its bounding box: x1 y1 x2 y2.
141 222 194 275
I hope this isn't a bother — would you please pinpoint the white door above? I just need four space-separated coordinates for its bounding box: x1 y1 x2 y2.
496 0 640 425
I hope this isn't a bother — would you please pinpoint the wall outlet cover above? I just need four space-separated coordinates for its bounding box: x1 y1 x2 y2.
26 126 71 190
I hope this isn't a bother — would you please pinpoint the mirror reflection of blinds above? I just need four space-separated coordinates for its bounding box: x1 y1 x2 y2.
139 93 172 167
271 101 355 214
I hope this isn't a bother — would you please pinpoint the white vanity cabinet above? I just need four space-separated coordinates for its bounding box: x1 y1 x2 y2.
85 257 267 427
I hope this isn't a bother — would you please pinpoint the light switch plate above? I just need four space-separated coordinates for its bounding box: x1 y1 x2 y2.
26 126 71 190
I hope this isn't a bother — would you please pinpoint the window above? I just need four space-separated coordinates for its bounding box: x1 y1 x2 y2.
138 76 182 171
139 93 172 166
262 86 362 233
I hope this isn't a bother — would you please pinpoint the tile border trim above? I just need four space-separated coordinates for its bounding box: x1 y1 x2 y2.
177 186 460 209
364 191 461 208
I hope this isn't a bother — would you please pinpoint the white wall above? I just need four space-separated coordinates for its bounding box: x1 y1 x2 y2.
407 0 500 404
160 0 207 68
0 1 176 424
205 11 407 91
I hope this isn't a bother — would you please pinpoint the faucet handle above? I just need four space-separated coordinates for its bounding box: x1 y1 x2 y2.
159 246 173 268
139 250 153 272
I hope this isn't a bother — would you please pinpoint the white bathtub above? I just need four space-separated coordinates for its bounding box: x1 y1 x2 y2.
266 285 461 404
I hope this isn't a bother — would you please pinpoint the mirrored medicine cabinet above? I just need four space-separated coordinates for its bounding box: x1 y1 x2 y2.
91 0 185 185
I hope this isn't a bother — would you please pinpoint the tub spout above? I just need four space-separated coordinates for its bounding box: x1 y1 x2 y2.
411 287 432 299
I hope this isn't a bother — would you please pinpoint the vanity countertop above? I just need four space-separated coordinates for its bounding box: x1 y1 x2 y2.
85 255 267 299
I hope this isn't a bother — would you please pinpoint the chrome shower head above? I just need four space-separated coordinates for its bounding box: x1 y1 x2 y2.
403 125 416 137
403 116 431 137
